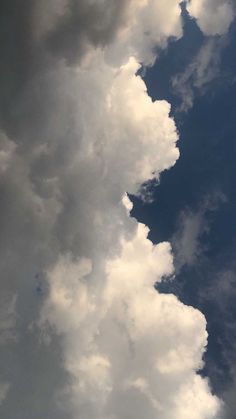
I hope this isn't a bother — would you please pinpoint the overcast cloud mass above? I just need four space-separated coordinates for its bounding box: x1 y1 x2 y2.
0 1 234 418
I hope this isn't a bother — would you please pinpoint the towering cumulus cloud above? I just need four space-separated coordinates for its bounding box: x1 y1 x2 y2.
0 1 221 418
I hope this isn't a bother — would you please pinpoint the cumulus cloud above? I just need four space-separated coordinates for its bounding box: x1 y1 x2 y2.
0 1 222 418
42 222 221 419
186 0 234 36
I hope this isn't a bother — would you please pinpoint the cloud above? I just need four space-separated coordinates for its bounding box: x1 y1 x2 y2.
0 1 222 418
42 222 221 419
0 382 10 406
223 374 236 419
172 36 228 112
201 265 236 419
172 193 226 271
34 0 183 65
172 1 235 112
0 294 17 346
172 207 206 270
186 0 234 36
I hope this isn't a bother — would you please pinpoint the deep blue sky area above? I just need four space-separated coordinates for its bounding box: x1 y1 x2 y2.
132 9 236 399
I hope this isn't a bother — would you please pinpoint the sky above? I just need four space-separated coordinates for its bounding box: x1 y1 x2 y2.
0 1 235 419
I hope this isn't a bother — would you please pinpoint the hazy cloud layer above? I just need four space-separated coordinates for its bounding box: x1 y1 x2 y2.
0 1 223 418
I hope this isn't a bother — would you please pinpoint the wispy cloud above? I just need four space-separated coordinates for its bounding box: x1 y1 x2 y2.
172 36 228 112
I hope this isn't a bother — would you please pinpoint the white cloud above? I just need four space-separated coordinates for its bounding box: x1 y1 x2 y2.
173 1 235 112
187 0 234 36
172 37 227 112
105 0 183 65
172 208 205 269
172 193 226 271
42 221 221 419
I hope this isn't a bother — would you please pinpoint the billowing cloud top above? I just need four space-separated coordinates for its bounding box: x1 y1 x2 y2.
0 1 227 418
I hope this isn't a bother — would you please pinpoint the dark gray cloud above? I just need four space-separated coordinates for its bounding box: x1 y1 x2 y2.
44 0 133 63
0 0 133 132
0 2 136 416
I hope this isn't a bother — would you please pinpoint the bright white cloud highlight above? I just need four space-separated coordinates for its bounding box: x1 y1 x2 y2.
42 221 221 419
